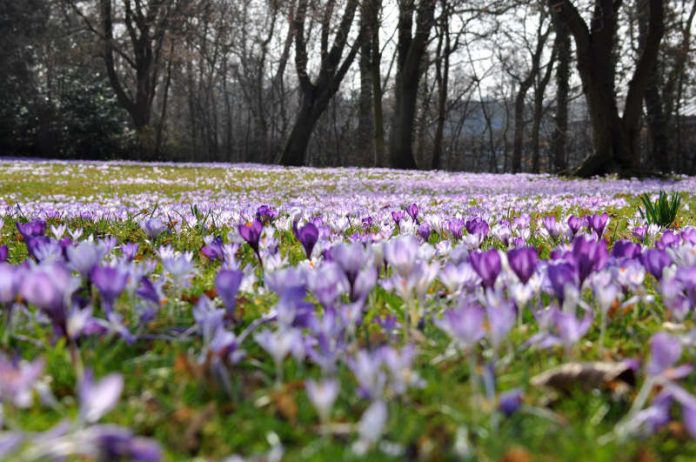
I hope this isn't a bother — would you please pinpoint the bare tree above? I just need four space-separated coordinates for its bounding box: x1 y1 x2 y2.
277 0 362 166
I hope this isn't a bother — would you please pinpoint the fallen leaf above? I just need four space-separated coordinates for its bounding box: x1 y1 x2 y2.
531 361 636 395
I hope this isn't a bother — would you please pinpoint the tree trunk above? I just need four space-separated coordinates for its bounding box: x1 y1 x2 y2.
388 0 436 170
551 15 570 173
281 91 327 166
356 0 376 167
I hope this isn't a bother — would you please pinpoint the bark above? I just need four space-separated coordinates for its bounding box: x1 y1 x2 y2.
356 0 377 167
278 0 362 166
431 0 450 170
551 14 570 173
551 0 665 177
531 43 557 173
388 0 437 170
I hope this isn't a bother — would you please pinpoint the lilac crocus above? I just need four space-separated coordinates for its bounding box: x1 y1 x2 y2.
384 235 420 277
391 210 405 228
20 263 74 334
121 242 139 261
91 266 129 313
0 263 18 304
641 249 671 280
78 370 124 423
141 218 167 240
466 217 490 238
0 355 44 408
436 303 485 349
469 249 501 289
67 241 103 278
215 269 243 315
507 247 538 284
294 221 319 260
256 204 278 224
647 333 682 377
306 379 339 422
555 309 593 350
0 245 8 262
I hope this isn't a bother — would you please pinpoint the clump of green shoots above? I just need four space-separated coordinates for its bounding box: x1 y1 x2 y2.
639 191 682 228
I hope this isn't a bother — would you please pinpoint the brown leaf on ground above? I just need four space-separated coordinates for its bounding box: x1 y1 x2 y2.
531 361 636 395
500 446 533 462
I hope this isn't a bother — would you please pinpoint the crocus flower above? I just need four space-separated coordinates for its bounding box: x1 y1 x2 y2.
78 370 124 423
0 263 18 304
406 203 419 224
567 215 583 237
469 249 501 289
256 204 278 224
587 213 609 237
294 221 319 260
353 400 388 455
0 355 44 408
0 245 8 262
571 236 608 285
141 218 166 240
91 266 129 313
466 217 490 239
238 219 263 263
498 389 523 417
391 210 405 228
417 223 431 241
507 247 538 284
17 219 46 240
306 379 339 423
121 242 139 261
647 333 682 377
641 249 671 280
384 236 420 277
67 241 103 278
215 269 243 315
547 262 578 303
201 236 225 262
435 303 485 350
611 240 642 260
20 263 74 335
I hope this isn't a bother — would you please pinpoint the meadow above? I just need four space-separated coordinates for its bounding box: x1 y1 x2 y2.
1 160 696 461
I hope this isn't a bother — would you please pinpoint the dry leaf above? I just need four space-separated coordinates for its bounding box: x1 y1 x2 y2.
531 361 636 395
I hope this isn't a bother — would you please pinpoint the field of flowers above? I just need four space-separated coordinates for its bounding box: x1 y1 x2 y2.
2 160 696 461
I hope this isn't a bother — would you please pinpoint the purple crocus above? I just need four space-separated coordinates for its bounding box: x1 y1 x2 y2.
567 215 583 237
294 221 319 260
507 247 538 284
641 249 671 280
469 249 501 289
570 236 608 285
20 263 74 335
306 378 340 422
121 242 139 261
91 266 129 313
406 203 419 224
498 389 523 417
547 262 578 303
256 204 278 224
466 217 490 238
611 240 641 260
16 219 46 240
587 213 609 237
391 210 405 228
0 245 8 263
215 269 243 315
417 223 431 241
238 219 263 263
201 237 224 262
67 241 103 278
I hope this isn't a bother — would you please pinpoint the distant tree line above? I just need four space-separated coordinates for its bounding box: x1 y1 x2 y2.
1 0 695 176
